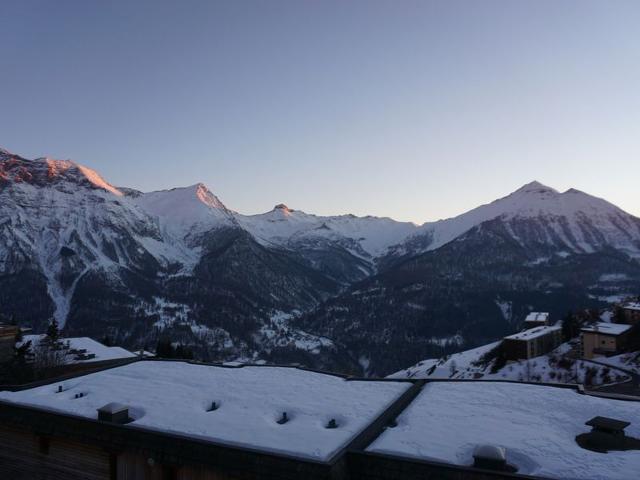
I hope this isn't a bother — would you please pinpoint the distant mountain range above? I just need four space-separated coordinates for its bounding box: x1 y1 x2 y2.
1 147 639 375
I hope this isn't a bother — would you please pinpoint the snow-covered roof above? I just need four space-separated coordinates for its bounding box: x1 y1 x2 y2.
524 312 549 322
0 361 411 462
503 325 561 341
580 323 632 336
367 382 640 480
623 302 640 312
22 335 137 363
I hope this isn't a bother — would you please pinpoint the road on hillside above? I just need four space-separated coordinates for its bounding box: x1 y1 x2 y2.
582 358 640 397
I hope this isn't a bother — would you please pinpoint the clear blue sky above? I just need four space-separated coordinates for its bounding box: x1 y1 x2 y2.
1 0 639 223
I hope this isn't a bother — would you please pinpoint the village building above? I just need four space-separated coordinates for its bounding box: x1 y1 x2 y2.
581 323 632 359
0 324 20 363
0 360 639 480
21 335 138 365
366 381 640 479
621 302 640 325
523 312 550 329
0 361 415 480
502 325 563 360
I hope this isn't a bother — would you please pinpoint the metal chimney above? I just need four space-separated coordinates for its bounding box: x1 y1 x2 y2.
97 402 130 424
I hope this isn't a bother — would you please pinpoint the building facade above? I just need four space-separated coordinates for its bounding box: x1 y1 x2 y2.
622 303 640 326
0 324 19 363
0 360 577 480
581 323 632 359
502 326 563 360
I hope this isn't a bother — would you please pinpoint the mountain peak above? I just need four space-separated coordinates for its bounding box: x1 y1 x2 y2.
513 181 558 195
134 182 234 236
273 203 293 213
142 183 229 213
192 183 227 211
0 151 123 196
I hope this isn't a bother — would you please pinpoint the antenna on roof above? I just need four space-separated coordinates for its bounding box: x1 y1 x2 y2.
277 412 288 425
325 419 338 429
207 401 218 412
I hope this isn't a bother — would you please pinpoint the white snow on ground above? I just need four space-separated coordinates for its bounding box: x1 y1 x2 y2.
0 361 410 462
142 297 192 330
391 341 631 385
21 335 137 363
495 299 512 322
368 382 640 479
599 273 630 282
388 342 500 379
594 351 640 375
589 293 633 303
257 311 334 354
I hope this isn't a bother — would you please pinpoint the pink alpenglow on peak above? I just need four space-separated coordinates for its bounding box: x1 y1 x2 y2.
0 150 123 196
134 183 236 238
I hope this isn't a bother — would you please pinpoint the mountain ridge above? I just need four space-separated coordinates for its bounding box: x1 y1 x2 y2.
2 146 639 375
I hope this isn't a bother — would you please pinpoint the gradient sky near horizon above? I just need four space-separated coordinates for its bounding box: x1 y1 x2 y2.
1 0 639 223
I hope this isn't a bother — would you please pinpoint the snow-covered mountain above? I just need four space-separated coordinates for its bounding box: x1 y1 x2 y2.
236 204 418 283
0 149 175 329
0 147 413 372
237 204 417 257
134 183 237 242
2 146 640 375
300 183 640 375
386 181 640 263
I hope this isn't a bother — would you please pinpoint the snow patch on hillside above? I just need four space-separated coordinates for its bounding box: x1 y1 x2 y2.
391 340 630 386
258 311 335 354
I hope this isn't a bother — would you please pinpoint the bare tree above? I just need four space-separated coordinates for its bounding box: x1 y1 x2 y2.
32 319 70 375
449 360 457 378
525 360 532 382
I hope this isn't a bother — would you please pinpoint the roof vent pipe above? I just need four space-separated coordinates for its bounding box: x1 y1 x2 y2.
326 419 338 429
277 412 288 424
473 445 507 471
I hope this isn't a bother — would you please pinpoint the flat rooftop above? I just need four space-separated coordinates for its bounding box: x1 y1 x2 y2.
0 361 410 462
367 381 640 480
22 335 137 363
525 312 549 322
504 325 561 341
580 323 632 336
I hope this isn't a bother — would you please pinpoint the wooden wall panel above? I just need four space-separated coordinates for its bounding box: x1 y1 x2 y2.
0 425 111 480
178 464 241 480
